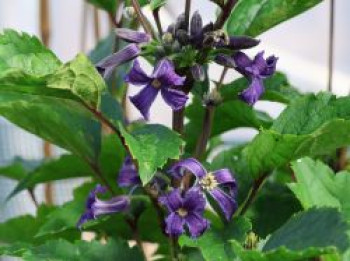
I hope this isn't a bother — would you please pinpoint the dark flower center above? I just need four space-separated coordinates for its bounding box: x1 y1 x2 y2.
199 173 218 191
151 79 162 89
177 208 188 217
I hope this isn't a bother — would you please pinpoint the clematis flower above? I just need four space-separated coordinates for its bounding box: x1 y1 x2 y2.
118 156 141 187
77 184 129 228
159 188 210 238
115 28 151 43
125 59 187 120
169 158 237 221
96 43 140 79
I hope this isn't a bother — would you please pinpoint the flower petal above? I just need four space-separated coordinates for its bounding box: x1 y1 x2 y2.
165 213 185 236
252 51 268 73
261 55 278 77
159 188 183 212
169 158 207 179
118 156 141 187
129 84 159 120
161 88 188 111
233 51 252 75
116 28 151 43
209 188 237 221
96 44 140 79
239 77 264 105
153 59 185 86
185 212 210 238
92 196 130 217
213 169 237 196
124 60 151 85
86 184 107 209
152 59 174 79
183 187 206 213
77 211 94 229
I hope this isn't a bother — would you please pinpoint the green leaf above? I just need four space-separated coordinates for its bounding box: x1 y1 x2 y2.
0 29 61 76
47 54 106 108
289 157 350 221
0 159 32 181
150 0 167 10
263 208 349 253
226 0 323 37
185 97 272 153
244 93 350 177
221 72 301 104
119 124 184 185
86 0 118 14
179 217 251 261
0 91 101 164
21 238 143 261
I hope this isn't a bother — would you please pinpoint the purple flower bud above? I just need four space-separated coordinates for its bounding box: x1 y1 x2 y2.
191 64 205 81
169 158 238 221
125 59 187 120
159 188 210 238
115 28 151 43
214 54 236 68
77 185 130 228
118 156 141 187
190 11 203 37
96 44 140 79
216 36 260 50
175 13 188 31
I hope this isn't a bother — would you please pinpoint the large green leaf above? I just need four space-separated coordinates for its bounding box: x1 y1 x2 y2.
289 157 350 220
263 208 349 253
243 93 350 177
179 217 251 261
0 29 61 76
21 238 143 261
47 54 106 108
226 0 323 37
86 0 118 14
119 124 184 185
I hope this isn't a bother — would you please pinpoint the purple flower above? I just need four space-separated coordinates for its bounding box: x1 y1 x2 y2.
96 43 140 79
234 51 278 105
118 156 141 187
115 28 151 43
125 59 187 120
159 188 210 238
169 158 237 221
77 184 129 228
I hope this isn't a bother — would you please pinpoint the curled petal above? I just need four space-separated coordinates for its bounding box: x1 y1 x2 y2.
165 213 185 236
159 188 183 212
233 51 253 75
92 196 130 217
161 88 188 111
183 188 206 213
130 84 159 120
185 212 210 238
261 55 278 77
125 60 151 85
118 156 140 187
96 44 140 79
169 158 207 179
209 188 237 221
77 211 94 229
86 184 107 209
213 169 237 196
239 77 264 105
116 28 151 43
252 51 268 73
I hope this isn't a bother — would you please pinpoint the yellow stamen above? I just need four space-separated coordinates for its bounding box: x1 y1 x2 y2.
177 208 188 217
199 173 218 191
151 79 162 89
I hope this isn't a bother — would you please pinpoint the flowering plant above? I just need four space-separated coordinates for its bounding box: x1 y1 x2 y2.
1 0 350 260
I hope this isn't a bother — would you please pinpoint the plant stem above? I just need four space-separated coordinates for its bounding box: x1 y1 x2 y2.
145 187 167 235
28 189 39 208
184 0 192 29
214 0 238 29
131 0 157 38
153 8 163 36
89 162 116 195
126 218 147 260
172 108 185 136
238 173 268 216
334 147 347 172
169 236 180 261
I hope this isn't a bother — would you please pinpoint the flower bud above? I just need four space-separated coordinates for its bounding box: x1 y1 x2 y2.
175 13 188 31
162 32 174 45
176 29 190 45
172 40 182 52
224 36 260 50
191 64 205 81
214 54 236 68
123 6 136 20
245 232 259 249
190 11 203 37
203 88 222 106
154 46 166 59
115 28 151 43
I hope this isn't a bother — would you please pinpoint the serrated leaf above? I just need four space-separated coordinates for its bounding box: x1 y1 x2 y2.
47 54 106 108
0 29 61 76
226 0 323 37
150 0 167 10
179 217 251 261
21 238 143 261
119 124 184 185
244 93 350 177
289 157 350 221
263 208 349 253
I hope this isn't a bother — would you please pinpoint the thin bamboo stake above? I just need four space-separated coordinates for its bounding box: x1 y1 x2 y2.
328 0 335 92
40 0 54 205
93 7 101 43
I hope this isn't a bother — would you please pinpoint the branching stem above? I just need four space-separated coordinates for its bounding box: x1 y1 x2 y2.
214 0 238 29
131 0 157 38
